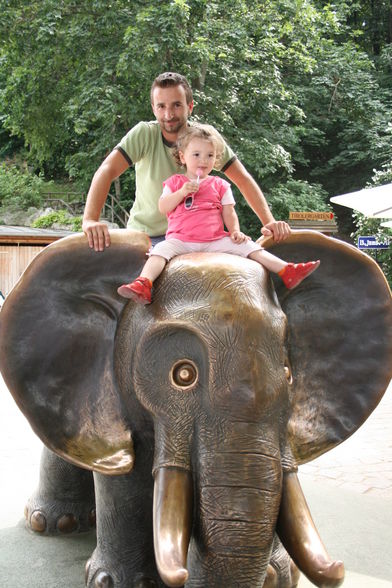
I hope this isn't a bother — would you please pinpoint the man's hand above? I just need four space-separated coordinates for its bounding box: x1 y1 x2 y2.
230 230 250 244
261 220 291 242
82 219 111 252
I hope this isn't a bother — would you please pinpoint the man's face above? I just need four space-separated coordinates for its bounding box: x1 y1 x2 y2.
151 85 194 140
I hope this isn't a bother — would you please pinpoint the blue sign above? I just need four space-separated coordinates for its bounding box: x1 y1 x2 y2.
357 236 390 250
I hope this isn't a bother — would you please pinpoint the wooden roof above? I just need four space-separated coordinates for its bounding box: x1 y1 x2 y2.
0 225 74 245
288 219 338 233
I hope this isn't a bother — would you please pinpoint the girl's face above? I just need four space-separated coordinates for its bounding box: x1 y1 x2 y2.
179 137 216 179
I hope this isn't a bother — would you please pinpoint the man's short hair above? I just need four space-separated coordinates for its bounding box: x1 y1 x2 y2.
150 72 193 104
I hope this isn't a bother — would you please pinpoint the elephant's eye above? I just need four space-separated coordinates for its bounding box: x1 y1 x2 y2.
170 360 198 391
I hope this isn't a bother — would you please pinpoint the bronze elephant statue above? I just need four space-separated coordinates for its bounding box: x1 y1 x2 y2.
0 229 391 588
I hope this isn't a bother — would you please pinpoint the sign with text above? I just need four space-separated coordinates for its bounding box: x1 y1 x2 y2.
289 212 334 220
357 236 390 250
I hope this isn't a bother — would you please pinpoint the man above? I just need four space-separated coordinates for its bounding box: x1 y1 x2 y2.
82 72 290 252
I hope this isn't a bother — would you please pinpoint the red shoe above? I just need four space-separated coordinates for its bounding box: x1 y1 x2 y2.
117 277 152 304
279 260 320 290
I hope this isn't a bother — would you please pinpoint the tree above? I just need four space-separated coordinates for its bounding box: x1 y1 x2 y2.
0 0 390 249
0 1 135 180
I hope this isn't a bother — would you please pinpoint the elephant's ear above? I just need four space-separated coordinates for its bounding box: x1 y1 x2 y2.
0 229 150 475
263 230 392 464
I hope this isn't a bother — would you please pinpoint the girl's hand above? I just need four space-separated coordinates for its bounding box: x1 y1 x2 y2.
230 230 250 244
181 180 199 198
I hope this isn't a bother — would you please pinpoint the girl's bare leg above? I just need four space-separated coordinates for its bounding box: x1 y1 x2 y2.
117 255 167 302
248 249 287 274
139 255 167 283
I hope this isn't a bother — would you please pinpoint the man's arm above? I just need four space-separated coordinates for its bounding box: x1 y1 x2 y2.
83 149 130 251
223 159 290 242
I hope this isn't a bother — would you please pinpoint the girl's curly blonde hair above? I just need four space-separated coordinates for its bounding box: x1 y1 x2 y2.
173 123 225 168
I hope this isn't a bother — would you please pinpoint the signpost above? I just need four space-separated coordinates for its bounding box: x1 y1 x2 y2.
289 212 334 220
288 211 337 234
357 236 390 250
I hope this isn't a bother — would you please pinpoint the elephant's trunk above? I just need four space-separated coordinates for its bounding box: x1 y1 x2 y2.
186 439 283 586
153 419 283 587
153 467 193 587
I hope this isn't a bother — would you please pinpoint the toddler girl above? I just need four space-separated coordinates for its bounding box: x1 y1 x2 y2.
118 124 319 304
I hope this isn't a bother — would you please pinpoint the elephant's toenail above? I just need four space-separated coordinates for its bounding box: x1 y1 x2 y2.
290 560 300 585
94 571 114 587
262 565 278 587
30 510 46 533
85 559 91 585
89 508 96 527
134 576 157 587
24 505 28 520
57 513 78 533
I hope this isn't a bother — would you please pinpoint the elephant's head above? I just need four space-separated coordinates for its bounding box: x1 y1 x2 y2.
0 229 391 588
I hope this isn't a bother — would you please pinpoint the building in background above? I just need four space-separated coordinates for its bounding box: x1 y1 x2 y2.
0 226 72 299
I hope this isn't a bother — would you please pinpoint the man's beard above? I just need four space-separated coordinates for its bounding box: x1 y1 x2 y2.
162 119 186 134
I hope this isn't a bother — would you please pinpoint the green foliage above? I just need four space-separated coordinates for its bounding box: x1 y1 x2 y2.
0 0 391 242
337 0 392 55
32 210 82 232
0 163 49 208
118 0 324 187
0 123 24 158
288 39 392 196
235 179 329 239
267 180 330 220
0 0 134 184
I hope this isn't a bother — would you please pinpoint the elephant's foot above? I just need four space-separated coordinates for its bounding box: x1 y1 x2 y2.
25 447 96 535
87 465 162 587
25 494 96 534
263 563 300 587
85 552 161 588
263 537 301 587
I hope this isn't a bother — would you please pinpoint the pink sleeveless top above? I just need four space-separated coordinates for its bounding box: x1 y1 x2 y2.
163 174 232 242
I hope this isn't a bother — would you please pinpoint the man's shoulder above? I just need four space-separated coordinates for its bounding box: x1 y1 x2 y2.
117 121 161 157
125 120 160 138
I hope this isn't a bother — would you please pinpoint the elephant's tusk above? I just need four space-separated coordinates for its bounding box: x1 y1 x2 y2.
153 467 193 587
277 471 345 587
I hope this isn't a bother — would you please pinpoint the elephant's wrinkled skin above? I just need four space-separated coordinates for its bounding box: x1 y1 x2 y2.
0 229 391 588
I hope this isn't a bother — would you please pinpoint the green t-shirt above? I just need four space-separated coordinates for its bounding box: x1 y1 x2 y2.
116 121 236 236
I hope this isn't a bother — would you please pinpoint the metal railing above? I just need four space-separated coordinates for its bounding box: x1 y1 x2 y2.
42 192 129 228
43 197 85 215
103 193 129 228
44 191 83 202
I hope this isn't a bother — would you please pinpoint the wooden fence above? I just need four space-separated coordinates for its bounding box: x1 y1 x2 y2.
0 244 45 297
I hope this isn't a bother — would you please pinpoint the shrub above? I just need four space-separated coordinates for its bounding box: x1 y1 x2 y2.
32 210 82 232
0 163 50 208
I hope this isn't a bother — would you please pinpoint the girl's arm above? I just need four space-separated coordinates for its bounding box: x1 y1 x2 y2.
159 180 199 215
223 159 291 242
222 205 250 243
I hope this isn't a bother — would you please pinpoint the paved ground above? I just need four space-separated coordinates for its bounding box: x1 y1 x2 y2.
299 388 392 498
0 373 391 587
297 381 392 587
